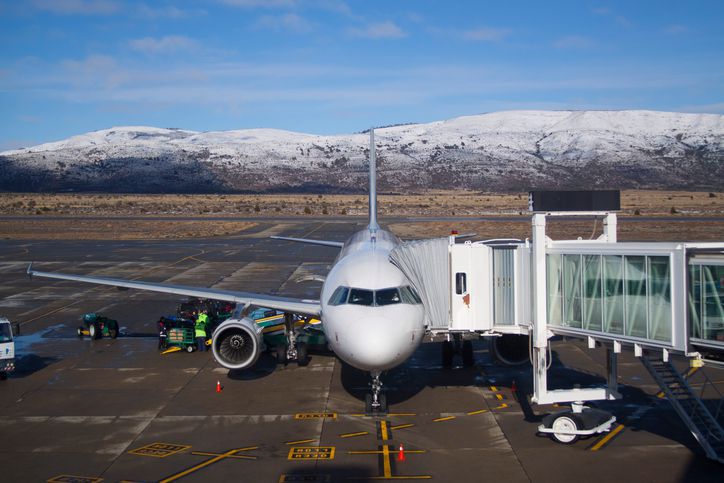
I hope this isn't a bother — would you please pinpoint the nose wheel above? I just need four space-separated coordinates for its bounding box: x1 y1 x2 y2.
365 372 388 415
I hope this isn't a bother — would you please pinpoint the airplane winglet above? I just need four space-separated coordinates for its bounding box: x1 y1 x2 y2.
26 262 33 279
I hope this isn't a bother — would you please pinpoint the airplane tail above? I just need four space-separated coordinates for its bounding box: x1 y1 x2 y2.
368 129 380 234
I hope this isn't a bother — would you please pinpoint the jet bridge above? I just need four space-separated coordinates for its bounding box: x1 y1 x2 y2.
390 209 724 460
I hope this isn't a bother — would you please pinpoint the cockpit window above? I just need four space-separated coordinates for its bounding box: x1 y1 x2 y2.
328 286 350 306
400 286 422 304
375 288 401 306
328 286 422 307
348 288 374 306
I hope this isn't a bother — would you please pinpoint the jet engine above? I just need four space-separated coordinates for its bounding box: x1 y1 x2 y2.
491 334 530 366
211 318 264 370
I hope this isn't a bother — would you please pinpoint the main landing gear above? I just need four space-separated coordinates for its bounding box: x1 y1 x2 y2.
365 371 388 415
276 313 310 367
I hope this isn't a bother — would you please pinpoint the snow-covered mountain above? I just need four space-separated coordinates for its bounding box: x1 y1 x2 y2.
1 110 722 193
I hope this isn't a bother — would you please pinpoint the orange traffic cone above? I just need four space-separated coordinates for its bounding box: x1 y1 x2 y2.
397 443 405 462
216 380 222 393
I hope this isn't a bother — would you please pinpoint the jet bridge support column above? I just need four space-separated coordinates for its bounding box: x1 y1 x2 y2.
531 214 550 401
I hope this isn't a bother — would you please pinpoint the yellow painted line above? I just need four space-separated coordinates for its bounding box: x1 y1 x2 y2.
285 439 317 445
432 416 456 422
288 446 335 460
495 393 504 401
590 424 625 452
467 409 488 415
489 386 498 392
348 450 425 455
380 421 391 478
295 413 337 420
349 476 432 480
161 347 181 355
389 423 414 430
159 447 251 483
340 431 369 438
349 413 366 417
386 413 416 417
191 451 256 460
493 403 509 410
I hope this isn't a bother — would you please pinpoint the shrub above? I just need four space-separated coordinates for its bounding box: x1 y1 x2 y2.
304 206 312 214
634 209 641 215
670 206 677 214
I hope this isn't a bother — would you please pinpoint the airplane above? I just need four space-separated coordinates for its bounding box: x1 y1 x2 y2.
26 130 524 413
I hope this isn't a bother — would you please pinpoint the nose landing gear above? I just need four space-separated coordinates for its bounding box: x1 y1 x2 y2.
365 371 388 415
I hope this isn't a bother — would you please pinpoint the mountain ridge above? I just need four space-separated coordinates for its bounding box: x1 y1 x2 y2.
1 110 722 193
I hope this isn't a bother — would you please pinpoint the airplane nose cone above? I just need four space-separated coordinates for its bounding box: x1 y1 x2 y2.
342 315 419 371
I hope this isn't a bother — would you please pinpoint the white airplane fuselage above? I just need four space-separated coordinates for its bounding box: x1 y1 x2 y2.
320 228 426 372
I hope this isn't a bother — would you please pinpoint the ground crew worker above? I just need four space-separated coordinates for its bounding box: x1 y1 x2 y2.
195 310 209 352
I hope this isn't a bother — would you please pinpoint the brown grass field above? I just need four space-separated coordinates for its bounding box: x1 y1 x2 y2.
0 190 722 241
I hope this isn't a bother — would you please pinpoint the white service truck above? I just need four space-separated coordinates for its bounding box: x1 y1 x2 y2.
0 317 15 380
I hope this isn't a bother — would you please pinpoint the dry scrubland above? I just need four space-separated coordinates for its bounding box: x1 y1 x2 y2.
0 190 722 241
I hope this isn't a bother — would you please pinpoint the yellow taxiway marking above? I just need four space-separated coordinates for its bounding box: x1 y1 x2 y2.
380 421 392 478
467 409 488 415
357 476 432 480
191 451 256 460
489 386 498 392
348 450 425 455
285 438 318 445
161 347 182 355
288 446 335 460
295 412 337 420
495 393 504 400
340 431 369 438
159 446 256 483
589 424 625 452
389 423 414 430
432 416 456 422
128 442 191 458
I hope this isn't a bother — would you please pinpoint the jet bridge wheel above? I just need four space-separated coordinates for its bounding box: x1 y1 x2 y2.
550 415 580 444
89 323 100 340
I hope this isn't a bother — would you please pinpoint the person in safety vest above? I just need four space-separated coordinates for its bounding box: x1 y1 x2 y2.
195 310 209 352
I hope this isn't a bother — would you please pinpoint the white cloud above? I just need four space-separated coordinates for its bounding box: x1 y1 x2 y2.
129 36 199 55
30 0 120 15
553 35 595 49
137 3 196 19
462 27 511 42
348 21 405 39
219 0 296 7
255 13 313 33
665 24 688 35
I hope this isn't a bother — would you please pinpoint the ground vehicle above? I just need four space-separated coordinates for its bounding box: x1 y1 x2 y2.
77 313 119 339
159 316 198 352
0 317 16 380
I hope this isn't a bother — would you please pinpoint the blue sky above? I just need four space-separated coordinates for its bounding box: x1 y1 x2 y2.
0 0 722 150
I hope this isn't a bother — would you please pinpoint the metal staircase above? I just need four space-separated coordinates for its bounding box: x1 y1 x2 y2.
641 355 724 463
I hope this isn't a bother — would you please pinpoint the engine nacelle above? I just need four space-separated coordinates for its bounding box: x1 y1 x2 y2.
491 334 530 366
211 317 264 370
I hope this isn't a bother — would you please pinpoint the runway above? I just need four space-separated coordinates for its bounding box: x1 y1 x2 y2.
0 220 722 482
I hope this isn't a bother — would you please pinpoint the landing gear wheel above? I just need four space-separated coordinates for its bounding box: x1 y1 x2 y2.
462 340 475 367
378 393 387 413
551 415 579 444
276 345 287 364
186 345 195 353
89 323 100 340
77 327 84 338
442 340 454 368
296 342 309 367
365 393 372 414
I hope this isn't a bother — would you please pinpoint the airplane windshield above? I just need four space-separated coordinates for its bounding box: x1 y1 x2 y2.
328 286 422 307
0 323 11 342
375 288 401 306
349 288 374 306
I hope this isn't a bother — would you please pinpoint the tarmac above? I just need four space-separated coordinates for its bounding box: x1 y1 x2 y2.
0 218 722 482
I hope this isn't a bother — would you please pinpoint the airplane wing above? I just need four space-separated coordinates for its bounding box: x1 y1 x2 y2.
26 264 321 317
270 236 344 248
